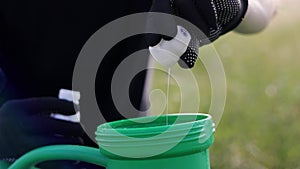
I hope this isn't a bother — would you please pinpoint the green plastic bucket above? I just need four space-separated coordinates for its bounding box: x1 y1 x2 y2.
95 113 215 169
5 113 214 169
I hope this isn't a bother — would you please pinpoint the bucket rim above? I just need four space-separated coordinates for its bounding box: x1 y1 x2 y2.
96 113 212 135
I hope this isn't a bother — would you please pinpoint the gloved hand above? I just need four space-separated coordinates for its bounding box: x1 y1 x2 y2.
0 97 103 169
147 0 247 68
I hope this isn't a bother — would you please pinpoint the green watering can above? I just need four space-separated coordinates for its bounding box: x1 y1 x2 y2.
0 113 215 169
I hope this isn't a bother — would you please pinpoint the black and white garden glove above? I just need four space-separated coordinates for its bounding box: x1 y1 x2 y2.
147 0 248 68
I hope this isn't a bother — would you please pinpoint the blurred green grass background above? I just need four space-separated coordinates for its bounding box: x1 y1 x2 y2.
149 1 300 168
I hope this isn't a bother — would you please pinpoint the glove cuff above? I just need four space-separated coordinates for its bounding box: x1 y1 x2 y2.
224 0 249 33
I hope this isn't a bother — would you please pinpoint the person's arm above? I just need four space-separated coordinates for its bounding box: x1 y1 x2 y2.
234 0 278 34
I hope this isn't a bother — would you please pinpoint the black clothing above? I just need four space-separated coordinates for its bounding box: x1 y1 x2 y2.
0 0 152 120
0 0 248 168
0 1 152 168
0 0 151 96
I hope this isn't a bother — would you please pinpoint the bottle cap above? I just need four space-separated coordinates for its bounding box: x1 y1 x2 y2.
149 25 191 67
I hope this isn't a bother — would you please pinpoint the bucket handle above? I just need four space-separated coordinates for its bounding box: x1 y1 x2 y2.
7 145 107 169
